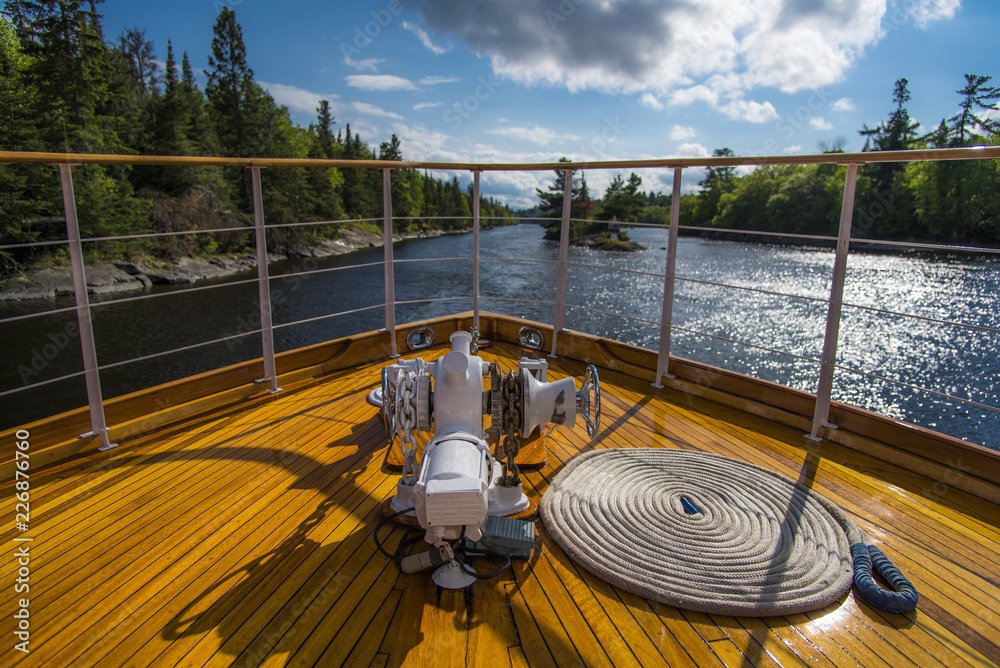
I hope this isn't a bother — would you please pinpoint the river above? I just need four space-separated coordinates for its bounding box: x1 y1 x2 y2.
1 224 997 447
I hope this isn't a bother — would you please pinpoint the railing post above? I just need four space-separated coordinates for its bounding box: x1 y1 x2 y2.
549 168 573 358
59 164 115 451
654 167 683 388
382 168 398 357
251 167 281 394
808 163 859 440
472 170 481 334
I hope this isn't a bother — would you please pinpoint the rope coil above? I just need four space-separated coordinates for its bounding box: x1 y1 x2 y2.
540 449 917 617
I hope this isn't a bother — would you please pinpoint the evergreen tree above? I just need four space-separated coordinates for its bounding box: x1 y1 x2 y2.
312 99 336 157
535 158 602 239
378 133 414 227
695 148 737 223
304 99 343 223
204 6 260 209
535 157 592 220
598 172 644 224
116 26 158 95
0 14 54 274
949 74 1000 146
10 0 146 253
939 74 1000 239
856 79 919 237
18 0 112 152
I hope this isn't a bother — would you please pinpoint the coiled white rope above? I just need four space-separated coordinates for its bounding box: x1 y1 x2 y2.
540 449 914 617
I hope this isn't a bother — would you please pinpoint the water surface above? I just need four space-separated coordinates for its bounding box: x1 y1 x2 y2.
1 224 996 447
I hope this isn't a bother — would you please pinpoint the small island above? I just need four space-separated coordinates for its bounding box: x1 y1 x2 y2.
533 159 648 251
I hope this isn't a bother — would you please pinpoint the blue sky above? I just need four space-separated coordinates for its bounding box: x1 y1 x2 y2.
98 0 999 208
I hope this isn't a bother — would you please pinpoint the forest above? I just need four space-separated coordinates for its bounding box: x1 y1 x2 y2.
3 2 999 282
0 2 516 277
534 77 1000 247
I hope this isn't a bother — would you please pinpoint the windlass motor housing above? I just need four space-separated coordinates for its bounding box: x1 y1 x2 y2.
375 329 601 584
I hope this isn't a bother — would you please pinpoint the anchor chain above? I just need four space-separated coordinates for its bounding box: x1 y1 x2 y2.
499 371 523 486
397 370 419 486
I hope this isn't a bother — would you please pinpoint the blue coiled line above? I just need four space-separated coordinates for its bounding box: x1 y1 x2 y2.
851 543 918 613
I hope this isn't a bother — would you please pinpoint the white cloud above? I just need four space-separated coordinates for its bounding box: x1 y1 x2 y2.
343 55 384 73
353 102 404 120
908 0 961 28
669 85 719 108
487 125 579 146
346 74 418 91
414 102 443 110
784 145 803 153
402 21 449 54
669 125 696 141
676 143 710 158
719 99 779 123
409 0 910 100
392 122 464 162
640 93 664 110
259 82 331 113
810 117 834 130
419 75 460 85
832 98 856 112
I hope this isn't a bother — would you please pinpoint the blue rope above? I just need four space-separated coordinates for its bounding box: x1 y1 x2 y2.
850 543 918 613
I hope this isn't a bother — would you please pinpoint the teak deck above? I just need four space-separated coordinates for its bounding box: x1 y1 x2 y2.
3 338 1000 667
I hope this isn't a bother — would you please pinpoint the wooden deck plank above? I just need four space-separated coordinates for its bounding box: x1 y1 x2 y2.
542 544 676 668
87 420 389 666
16 387 358 602
283 555 400 667
502 581 559 668
204 477 399 667
466 561 522 666
340 587 404 668
507 558 585 666
383 571 471 668
7 443 295 662
2 340 999 668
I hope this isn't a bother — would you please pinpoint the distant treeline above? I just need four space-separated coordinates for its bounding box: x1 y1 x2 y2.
532 77 1000 247
0 3 515 276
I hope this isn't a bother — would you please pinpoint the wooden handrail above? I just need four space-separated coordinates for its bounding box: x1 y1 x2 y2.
0 146 998 171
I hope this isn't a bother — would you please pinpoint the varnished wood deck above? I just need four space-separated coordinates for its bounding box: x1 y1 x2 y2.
3 340 1000 667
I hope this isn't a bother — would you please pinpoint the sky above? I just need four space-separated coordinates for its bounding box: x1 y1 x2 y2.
96 0 999 209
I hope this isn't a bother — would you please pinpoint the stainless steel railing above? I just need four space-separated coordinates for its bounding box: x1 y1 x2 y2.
1 148 998 449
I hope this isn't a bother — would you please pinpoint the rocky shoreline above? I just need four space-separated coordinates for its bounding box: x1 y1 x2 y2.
0 226 457 302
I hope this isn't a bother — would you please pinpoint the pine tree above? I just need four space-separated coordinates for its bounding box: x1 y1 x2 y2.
204 6 257 208
116 26 158 95
19 0 111 151
695 148 737 224
0 14 54 274
598 172 644 224
304 99 343 223
949 74 1000 146
313 99 336 158
535 157 592 219
378 133 413 226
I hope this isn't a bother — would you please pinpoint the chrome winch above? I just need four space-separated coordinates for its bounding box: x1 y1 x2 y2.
370 330 600 588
